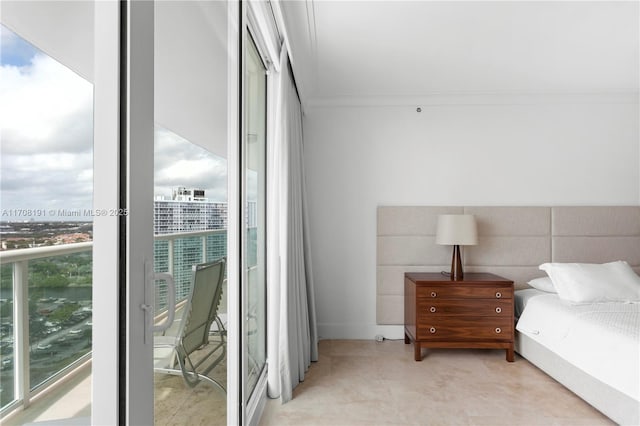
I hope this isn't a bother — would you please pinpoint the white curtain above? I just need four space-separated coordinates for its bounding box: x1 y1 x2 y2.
266 44 318 402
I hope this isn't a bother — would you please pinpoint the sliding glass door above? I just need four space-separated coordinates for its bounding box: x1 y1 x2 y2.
243 32 267 405
2 1 276 424
120 1 240 424
152 1 231 424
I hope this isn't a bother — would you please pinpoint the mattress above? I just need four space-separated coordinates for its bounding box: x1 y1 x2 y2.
515 289 640 402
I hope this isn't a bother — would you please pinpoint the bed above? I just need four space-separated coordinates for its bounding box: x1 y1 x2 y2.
515 288 640 425
377 205 640 423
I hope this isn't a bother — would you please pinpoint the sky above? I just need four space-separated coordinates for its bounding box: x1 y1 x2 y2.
0 24 228 222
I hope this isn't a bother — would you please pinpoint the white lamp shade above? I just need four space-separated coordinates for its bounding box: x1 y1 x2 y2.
436 214 478 246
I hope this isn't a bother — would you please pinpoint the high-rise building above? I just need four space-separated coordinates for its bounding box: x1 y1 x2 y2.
154 187 227 235
153 188 228 308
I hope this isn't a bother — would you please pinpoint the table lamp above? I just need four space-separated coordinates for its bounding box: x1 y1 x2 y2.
436 214 478 280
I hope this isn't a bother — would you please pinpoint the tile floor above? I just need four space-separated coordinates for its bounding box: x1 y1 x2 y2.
5 339 613 425
259 339 613 426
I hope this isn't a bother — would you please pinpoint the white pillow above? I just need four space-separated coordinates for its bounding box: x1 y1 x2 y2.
539 261 640 303
527 277 556 293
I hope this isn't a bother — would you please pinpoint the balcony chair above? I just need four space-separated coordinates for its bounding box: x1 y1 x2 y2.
153 257 227 394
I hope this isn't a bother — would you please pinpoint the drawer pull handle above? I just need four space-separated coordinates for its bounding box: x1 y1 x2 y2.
495 327 502 334
430 327 436 334
431 292 437 298
429 307 436 313
495 307 502 314
495 292 502 299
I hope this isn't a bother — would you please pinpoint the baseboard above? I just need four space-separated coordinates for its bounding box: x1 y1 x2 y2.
317 323 404 340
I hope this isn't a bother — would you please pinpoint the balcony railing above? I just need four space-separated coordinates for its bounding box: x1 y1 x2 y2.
154 229 227 309
0 229 226 418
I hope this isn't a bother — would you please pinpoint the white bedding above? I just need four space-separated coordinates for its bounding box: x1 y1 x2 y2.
516 289 640 401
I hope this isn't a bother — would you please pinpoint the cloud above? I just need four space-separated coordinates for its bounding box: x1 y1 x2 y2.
1 26 94 220
1 151 94 217
0 53 93 155
0 26 228 222
154 126 228 202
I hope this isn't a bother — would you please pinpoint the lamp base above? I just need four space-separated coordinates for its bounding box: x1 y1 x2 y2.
450 245 464 280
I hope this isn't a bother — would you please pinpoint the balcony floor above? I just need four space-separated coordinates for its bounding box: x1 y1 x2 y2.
154 360 226 425
3 367 91 426
3 360 227 425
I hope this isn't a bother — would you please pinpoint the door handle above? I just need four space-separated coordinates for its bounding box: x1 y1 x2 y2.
152 272 175 333
141 261 176 343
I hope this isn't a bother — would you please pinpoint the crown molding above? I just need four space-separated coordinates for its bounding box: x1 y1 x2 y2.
305 90 639 108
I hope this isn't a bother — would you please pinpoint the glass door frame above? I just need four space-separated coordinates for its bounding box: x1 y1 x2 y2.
112 0 242 424
104 0 242 424
90 1 277 424
91 0 239 425
119 1 155 424
91 1 124 424
242 25 268 422
226 0 242 424
241 2 282 420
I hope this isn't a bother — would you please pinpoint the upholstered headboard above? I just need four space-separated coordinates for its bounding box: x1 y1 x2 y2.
376 206 640 325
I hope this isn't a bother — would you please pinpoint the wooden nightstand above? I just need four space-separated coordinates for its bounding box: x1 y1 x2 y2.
404 272 515 362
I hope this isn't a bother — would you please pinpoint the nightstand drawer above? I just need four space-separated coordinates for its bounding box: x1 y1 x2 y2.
417 286 512 300
405 272 515 362
417 317 513 340
417 299 513 317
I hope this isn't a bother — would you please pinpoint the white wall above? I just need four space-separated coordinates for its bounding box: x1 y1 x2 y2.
304 96 640 339
155 1 228 158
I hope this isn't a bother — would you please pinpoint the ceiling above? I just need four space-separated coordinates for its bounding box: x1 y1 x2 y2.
280 1 640 106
